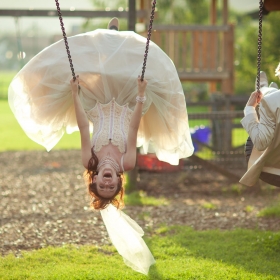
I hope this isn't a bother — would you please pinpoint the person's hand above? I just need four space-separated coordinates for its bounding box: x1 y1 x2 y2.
246 90 263 107
70 75 80 95
137 76 147 97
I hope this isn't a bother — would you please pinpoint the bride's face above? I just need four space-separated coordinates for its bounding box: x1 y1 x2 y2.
93 164 119 198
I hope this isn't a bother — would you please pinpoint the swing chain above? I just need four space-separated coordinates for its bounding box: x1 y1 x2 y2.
141 0 157 81
256 0 264 93
55 0 156 83
55 0 76 81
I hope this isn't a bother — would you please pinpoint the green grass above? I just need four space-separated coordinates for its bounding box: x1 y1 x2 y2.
0 72 80 151
233 128 248 147
201 202 217 210
0 100 80 151
258 201 280 218
1 226 280 279
0 71 16 99
245 205 255 213
125 190 169 206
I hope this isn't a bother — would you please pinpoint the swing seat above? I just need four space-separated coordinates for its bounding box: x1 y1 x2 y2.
245 136 280 187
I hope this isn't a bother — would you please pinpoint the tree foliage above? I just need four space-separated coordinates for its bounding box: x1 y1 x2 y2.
234 12 280 95
150 0 209 25
88 0 209 25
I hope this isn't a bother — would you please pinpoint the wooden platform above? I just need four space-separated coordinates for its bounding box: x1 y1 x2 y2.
150 24 234 94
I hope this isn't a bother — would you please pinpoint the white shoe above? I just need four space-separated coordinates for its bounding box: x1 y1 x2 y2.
269 82 279 89
107 18 119 31
255 71 268 89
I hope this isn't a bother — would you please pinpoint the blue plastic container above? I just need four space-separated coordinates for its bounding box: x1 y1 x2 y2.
191 125 211 152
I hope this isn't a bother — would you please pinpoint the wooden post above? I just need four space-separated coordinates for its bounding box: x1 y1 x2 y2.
224 95 232 150
139 0 150 25
264 0 280 11
169 31 175 62
127 0 137 192
210 0 217 25
128 0 136 31
221 24 234 95
222 0 228 25
209 0 217 93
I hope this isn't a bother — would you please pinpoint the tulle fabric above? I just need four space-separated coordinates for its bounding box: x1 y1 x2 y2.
100 204 155 275
8 29 194 164
275 62 280 79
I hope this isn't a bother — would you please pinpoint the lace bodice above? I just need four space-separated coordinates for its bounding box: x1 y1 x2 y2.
86 99 133 153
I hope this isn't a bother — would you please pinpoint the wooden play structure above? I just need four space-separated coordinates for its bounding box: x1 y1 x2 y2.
262 0 280 13
138 0 234 95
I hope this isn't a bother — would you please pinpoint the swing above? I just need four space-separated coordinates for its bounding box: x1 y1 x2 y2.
54 0 157 82
9 0 193 163
244 0 280 187
8 6 195 272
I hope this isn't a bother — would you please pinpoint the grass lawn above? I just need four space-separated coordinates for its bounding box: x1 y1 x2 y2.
0 71 16 99
0 100 247 152
0 226 280 279
232 128 248 147
0 100 80 151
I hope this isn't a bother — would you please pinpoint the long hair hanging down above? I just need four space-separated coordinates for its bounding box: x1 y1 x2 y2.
85 147 125 210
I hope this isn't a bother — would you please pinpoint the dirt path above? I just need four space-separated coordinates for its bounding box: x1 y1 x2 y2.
1 150 279 256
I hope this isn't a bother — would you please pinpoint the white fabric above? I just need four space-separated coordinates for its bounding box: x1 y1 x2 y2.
8 29 194 165
121 154 125 173
100 204 155 275
275 62 280 79
86 98 133 154
240 88 280 186
244 106 256 117
242 102 276 151
259 86 278 97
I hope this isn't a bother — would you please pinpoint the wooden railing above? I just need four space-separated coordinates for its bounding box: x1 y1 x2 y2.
150 24 234 92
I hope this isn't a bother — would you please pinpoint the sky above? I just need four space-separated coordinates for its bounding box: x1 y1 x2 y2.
0 0 260 36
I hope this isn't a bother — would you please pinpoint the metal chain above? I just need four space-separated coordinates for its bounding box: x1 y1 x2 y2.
141 0 157 81
256 0 264 92
245 0 264 162
55 0 76 81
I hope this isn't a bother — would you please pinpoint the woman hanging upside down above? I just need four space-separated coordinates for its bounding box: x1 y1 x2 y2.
8 18 194 274
70 74 147 210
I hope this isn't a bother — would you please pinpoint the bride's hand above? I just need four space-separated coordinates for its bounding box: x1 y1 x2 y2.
70 75 80 95
137 76 147 97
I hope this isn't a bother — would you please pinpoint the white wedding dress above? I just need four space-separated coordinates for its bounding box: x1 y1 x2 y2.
8 29 194 275
8 29 194 165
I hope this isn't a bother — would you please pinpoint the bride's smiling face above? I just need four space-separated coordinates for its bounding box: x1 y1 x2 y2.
93 164 119 198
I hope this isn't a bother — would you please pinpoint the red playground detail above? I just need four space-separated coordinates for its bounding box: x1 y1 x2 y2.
137 154 183 172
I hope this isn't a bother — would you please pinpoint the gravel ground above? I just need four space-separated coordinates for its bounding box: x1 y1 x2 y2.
1 150 280 257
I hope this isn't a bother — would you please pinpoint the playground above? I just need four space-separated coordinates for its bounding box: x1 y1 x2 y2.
1 150 280 257
1 0 280 279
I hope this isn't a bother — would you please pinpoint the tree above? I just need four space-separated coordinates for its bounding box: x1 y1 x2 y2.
155 0 208 25
84 0 209 30
234 12 280 95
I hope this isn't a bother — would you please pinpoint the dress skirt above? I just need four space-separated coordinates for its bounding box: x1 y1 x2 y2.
8 29 194 165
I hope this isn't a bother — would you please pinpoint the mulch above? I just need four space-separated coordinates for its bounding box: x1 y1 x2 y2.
1 150 280 257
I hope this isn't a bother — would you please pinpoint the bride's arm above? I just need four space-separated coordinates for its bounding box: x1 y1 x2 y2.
70 76 92 168
123 77 147 170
